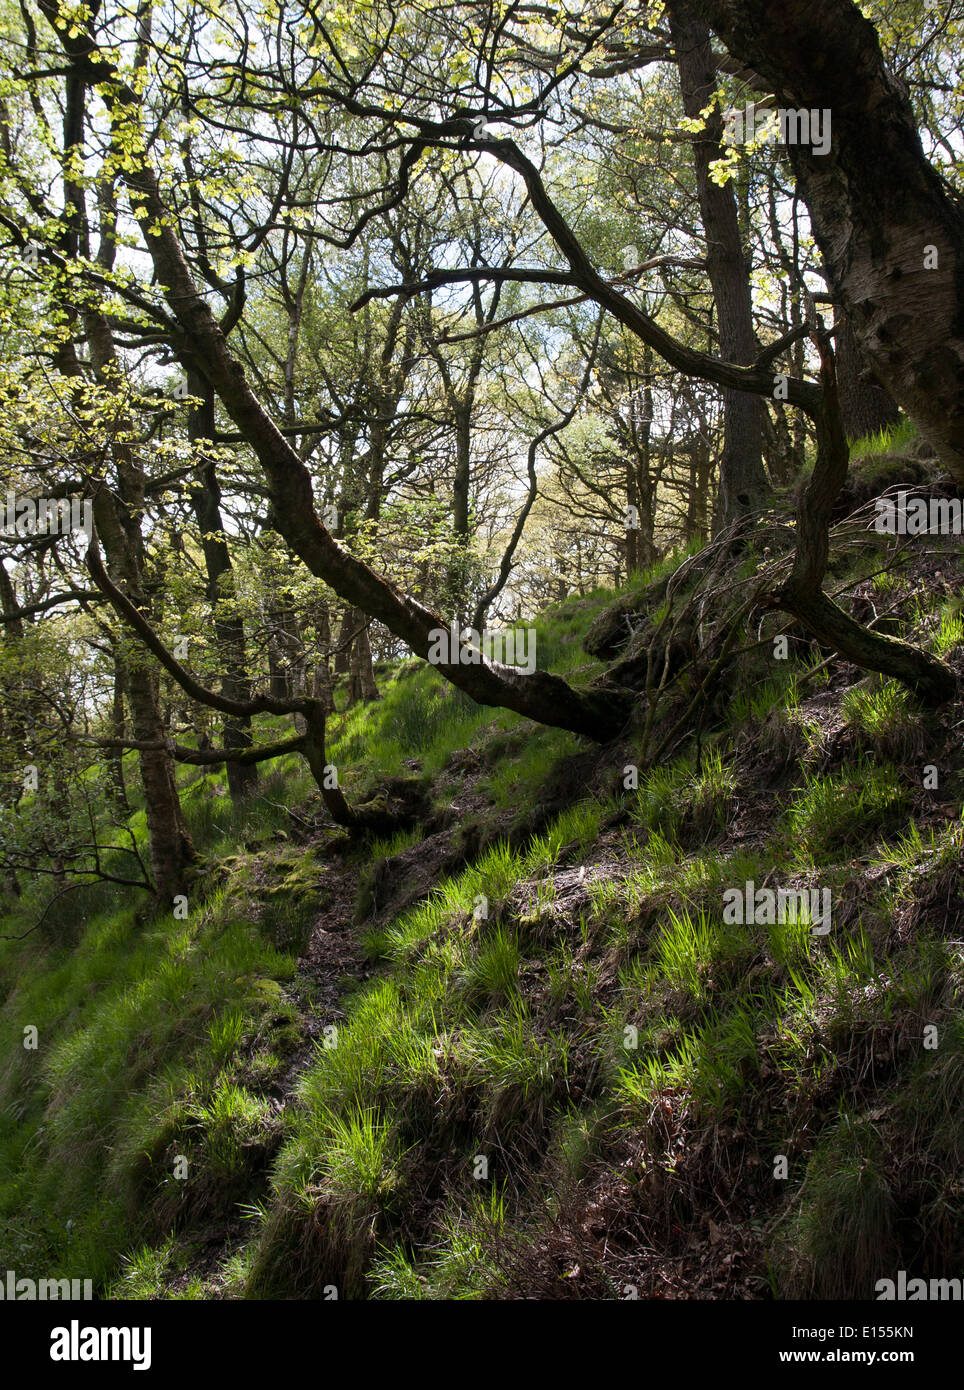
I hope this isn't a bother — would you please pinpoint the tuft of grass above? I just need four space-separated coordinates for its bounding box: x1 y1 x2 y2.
785 760 909 862
459 925 520 1006
369 1188 505 1300
841 680 924 761
108 1236 177 1300
775 1113 897 1299
630 750 735 849
730 671 801 727
322 1107 402 1204
464 999 571 1132
848 419 917 458
933 604 964 658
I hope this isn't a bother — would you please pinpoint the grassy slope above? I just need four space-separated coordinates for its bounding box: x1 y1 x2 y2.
1 444 963 1300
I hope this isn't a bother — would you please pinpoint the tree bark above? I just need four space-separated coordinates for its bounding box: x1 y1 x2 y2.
44 48 196 901
348 619 380 705
693 0 964 480
779 331 955 705
107 643 131 814
88 487 197 898
312 599 336 715
668 0 769 528
834 311 901 442
187 377 259 801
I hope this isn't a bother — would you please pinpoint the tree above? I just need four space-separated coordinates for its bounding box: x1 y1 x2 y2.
1 0 954 896
667 0 769 528
692 0 964 479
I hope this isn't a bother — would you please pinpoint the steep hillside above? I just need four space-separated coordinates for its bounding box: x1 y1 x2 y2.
2 446 963 1301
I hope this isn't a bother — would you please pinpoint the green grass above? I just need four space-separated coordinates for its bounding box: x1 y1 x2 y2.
841 680 924 761
629 750 736 849
785 760 910 863
775 1112 898 1298
729 671 801 727
848 418 918 457
0 874 299 1287
2 570 961 1300
933 604 964 658
459 924 521 1005
483 725 583 812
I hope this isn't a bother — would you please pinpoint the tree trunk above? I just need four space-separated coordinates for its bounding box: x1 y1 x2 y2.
107 644 130 814
0 562 29 806
779 332 955 705
449 401 473 611
89 487 197 899
188 378 258 801
312 600 336 715
349 620 380 705
834 311 901 442
669 0 769 528
340 606 379 707
334 606 353 678
685 436 713 545
693 0 964 480
44 53 196 900
79 319 196 899
266 605 291 700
